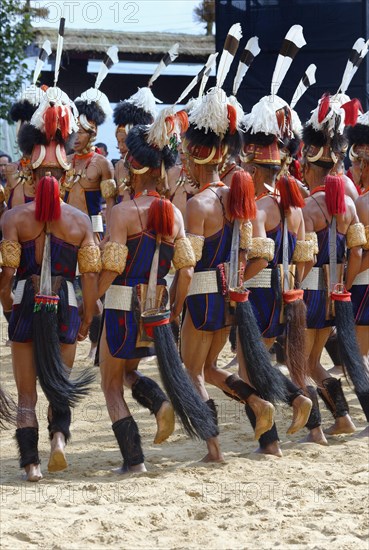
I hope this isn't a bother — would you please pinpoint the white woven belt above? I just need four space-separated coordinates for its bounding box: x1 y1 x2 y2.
13 280 77 307
244 269 272 289
187 270 219 296
352 268 369 286
104 285 133 311
300 267 325 290
91 214 104 233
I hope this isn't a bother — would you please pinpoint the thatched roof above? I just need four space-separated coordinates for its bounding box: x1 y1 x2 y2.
33 27 215 58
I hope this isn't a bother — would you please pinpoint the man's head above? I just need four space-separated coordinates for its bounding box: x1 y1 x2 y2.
0 153 11 179
96 142 108 157
73 126 94 154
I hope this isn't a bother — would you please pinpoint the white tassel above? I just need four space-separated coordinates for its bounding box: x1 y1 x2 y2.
216 23 243 89
175 53 218 105
75 88 113 118
188 87 230 137
147 107 174 149
243 95 288 136
148 44 179 87
290 64 317 109
308 97 345 138
270 24 306 96
33 40 52 85
126 87 162 118
54 17 66 86
357 110 369 126
291 108 303 138
338 37 369 94
232 36 260 96
95 45 119 90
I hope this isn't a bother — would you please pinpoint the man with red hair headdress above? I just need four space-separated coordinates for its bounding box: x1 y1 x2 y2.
0 84 99 481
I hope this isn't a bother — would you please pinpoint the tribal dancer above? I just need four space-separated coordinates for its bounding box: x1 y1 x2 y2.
98 112 217 472
0 84 98 481
347 112 369 436
63 47 118 238
4 41 52 209
300 93 367 435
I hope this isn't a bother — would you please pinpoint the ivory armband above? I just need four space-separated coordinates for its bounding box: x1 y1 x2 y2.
248 237 275 262
102 242 128 274
78 245 102 273
346 222 366 249
172 237 196 269
187 233 205 262
0 184 5 203
101 178 117 199
305 232 319 255
0 240 21 268
239 221 252 250
363 226 369 251
292 240 315 262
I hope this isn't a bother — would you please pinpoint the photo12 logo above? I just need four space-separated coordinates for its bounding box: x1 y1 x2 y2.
33 2 140 24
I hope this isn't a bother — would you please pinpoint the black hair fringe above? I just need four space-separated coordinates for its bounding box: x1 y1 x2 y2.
18 124 67 155
185 125 221 148
242 130 276 146
9 100 37 123
126 125 176 170
302 124 327 147
113 101 154 127
347 123 369 147
223 130 242 156
153 325 219 440
74 100 106 126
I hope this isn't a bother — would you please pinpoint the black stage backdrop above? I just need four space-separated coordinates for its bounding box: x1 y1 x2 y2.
216 0 369 122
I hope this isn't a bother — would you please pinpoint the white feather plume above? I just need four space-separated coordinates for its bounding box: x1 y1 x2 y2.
148 43 179 87
33 40 52 85
308 97 345 138
232 36 260 96
75 88 113 118
357 110 369 126
126 87 162 118
216 23 243 89
175 53 218 105
338 38 368 94
147 107 174 149
54 17 65 86
188 87 231 137
95 45 119 90
291 108 303 137
31 86 79 135
271 25 306 96
243 95 288 136
290 64 317 109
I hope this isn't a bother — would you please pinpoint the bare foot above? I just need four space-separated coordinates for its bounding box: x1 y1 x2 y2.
324 415 356 435
247 395 275 440
201 437 225 463
154 401 175 444
327 365 343 376
48 433 68 472
24 463 43 482
287 395 313 435
299 427 328 445
224 356 238 369
254 442 282 457
354 426 369 438
112 463 147 474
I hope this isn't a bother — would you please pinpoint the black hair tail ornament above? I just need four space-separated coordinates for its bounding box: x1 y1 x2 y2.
142 310 219 440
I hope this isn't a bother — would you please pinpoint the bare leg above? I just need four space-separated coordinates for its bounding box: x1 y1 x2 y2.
181 312 224 462
12 342 42 481
100 325 146 473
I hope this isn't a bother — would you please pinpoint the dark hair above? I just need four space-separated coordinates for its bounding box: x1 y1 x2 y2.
0 152 12 162
96 142 107 151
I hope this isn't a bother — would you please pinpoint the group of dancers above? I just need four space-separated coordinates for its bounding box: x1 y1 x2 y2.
0 21 368 482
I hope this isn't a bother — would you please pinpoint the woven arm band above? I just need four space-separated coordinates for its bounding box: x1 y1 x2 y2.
78 245 102 273
292 240 315 262
347 222 366 249
305 232 319 255
102 242 128 273
101 179 117 199
0 240 21 268
363 226 369 251
248 237 275 262
173 237 196 269
239 221 252 250
0 184 5 203
187 233 205 262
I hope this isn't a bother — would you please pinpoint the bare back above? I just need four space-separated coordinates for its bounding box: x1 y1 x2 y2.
186 186 230 238
257 195 303 237
303 191 357 234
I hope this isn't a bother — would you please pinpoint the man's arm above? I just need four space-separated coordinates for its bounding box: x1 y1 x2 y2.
345 208 363 290
98 205 128 297
170 210 194 321
99 157 116 232
0 210 18 312
243 210 268 281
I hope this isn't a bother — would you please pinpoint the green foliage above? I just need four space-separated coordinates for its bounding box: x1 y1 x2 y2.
0 0 34 120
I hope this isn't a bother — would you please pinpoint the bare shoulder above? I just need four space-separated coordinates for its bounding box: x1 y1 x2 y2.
356 193 369 224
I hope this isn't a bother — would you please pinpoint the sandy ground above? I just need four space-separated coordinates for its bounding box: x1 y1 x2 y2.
0 318 368 550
